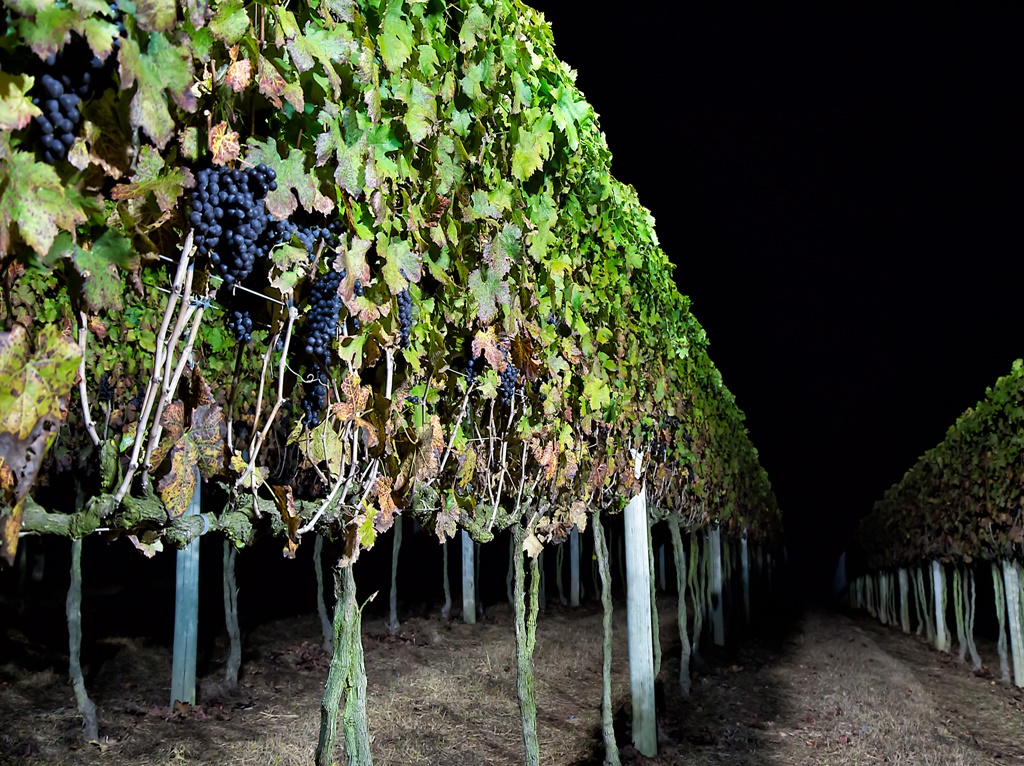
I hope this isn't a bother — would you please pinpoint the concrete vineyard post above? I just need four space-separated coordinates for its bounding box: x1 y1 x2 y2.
658 544 667 593
556 544 567 606
570 525 581 607
462 529 476 625
623 487 657 757
1003 559 1024 686
932 561 950 653
170 474 201 707
442 541 452 621
898 568 911 634
710 528 725 647
389 516 402 635
315 534 333 652
741 536 750 626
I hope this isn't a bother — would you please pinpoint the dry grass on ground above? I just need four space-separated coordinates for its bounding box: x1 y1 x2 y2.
4 601 1024 765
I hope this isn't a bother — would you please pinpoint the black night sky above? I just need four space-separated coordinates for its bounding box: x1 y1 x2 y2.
528 7 1024 593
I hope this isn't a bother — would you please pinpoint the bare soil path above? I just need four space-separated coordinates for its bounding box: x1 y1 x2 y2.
3 602 1024 765
651 609 1024 765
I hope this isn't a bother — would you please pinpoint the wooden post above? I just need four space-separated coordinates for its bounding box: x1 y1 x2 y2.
570 525 581 607
171 475 201 707
709 528 725 647
623 487 657 757
462 529 476 624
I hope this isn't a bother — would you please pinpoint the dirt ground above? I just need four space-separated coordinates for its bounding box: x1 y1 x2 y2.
3 598 1024 765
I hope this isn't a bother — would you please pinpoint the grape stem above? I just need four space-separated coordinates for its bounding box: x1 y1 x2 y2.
235 302 297 493
76 311 101 449
114 233 195 505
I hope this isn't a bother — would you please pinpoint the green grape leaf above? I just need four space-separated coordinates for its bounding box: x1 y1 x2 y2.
15 6 78 60
397 77 436 143
274 8 314 72
551 85 590 151
582 374 611 414
67 229 135 312
378 3 413 73
157 403 225 519
0 138 88 257
246 137 334 218
110 145 191 213
379 235 422 295
512 112 554 181
0 325 81 440
209 0 249 44
134 0 176 32
118 31 195 149
459 4 489 52
468 257 510 325
295 419 347 478
0 72 41 131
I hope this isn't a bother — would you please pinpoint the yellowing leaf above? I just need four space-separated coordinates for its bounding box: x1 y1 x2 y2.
118 31 195 149
0 325 81 440
209 121 240 164
0 137 87 257
0 72 41 130
224 58 252 92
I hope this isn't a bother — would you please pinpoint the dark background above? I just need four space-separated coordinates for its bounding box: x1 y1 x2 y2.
527 6 1024 596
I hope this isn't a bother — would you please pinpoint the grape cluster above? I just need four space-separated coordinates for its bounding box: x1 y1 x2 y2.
31 8 124 164
464 350 485 388
98 372 115 403
302 270 343 363
301 369 331 428
530 373 551 402
396 288 413 348
228 310 254 343
264 217 344 260
189 164 278 286
499 357 520 405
